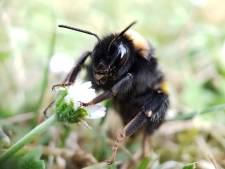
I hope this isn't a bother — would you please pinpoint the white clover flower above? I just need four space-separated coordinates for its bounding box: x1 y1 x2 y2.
63 81 106 119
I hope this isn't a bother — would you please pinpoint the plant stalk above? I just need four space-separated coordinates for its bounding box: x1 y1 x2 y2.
0 115 56 163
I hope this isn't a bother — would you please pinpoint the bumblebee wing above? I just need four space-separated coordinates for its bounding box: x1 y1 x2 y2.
125 30 154 62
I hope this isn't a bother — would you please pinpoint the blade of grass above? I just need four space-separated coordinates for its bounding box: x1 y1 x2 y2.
33 28 57 112
167 103 225 121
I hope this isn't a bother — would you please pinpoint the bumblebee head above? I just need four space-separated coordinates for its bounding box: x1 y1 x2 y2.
58 21 137 85
92 21 137 85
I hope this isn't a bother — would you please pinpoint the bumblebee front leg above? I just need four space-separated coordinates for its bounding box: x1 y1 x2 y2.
107 111 147 164
52 51 91 90
80 73 133 106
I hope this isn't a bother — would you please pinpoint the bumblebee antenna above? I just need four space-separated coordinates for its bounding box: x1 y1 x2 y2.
108 21 137 51
118 21 137 37
58 24 101 42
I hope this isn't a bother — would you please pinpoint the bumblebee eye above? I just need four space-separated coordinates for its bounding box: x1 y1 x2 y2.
116 44 128 65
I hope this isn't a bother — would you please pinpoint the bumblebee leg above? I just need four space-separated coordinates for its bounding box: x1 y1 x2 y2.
43 100 55 118
52 51 91 90
80 91 113 107
141 91 169 157
51 83 72 90
80 73 133 106
142 129 150 157
107 111 147 165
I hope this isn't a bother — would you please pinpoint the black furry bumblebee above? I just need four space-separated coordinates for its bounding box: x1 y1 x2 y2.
54 21 169 164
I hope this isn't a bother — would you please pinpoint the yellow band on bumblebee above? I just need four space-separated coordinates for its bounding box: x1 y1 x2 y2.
160 82 169 94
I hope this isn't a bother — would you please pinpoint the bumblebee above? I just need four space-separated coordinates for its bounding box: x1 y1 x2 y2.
54 21 169 164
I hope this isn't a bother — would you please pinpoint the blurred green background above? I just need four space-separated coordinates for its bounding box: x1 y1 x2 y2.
0 0 225 169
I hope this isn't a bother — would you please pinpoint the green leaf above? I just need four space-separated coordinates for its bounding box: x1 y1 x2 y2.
17 148 45 169
137 157 150 169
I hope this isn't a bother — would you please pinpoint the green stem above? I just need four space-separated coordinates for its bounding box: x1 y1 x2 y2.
0 115 57 163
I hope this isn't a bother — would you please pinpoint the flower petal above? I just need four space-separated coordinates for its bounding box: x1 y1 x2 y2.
85 104 106 119
63 80 106 119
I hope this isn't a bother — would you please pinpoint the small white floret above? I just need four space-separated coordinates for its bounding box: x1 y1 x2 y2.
64 80 106 119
